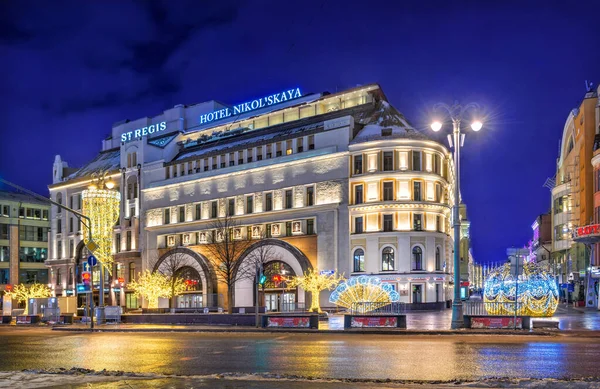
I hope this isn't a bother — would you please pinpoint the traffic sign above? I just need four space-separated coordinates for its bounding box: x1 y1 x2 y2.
86 240 98 252
87 255 97 267
76 283 91 293
319 270 335 276
82 271 91 285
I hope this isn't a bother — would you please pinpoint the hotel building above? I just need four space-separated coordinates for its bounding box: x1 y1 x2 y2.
46 84 458 310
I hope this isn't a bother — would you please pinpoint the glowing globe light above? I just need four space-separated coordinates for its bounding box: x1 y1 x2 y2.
329 275 400 313
431 121 443 132
483 262 558 317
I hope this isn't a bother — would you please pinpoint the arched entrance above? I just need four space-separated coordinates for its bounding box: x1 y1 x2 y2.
153 247 218 308
233 239 313 310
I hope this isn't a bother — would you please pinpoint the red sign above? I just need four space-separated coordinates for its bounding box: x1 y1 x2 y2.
267 317 310 328
117 277 125 283
82 272 91 281
460 281 470 287
5 284 12 292
471 317 522 329
272 274 282 282
576 224 600 237
350 316 398 328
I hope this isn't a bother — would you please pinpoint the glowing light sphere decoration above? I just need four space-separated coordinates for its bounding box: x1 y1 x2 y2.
329 275 400 313
82 182 120 274
483 262 559 317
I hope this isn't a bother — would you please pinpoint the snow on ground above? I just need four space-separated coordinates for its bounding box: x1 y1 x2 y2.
2 369 600 389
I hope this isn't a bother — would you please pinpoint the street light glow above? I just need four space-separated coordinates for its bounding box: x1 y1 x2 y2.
471 120 483 132
431 121 443 132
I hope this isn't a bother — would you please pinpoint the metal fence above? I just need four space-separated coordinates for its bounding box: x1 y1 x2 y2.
463 300 521 316
281 302 307 312
350 302 407 315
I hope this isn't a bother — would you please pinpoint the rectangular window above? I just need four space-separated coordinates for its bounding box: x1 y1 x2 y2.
195 204 201 220
211 201 218 218
286 221 292 236
228 198 235 216
42 209 48 220
19 207 24 218
276 142 282 157
436 183 442 202
306 186 314 206
115 233 121 253
130 207 135 217
266 144 272 159
0 247 9 263
34 209 41 219
436 215 442 232
220 154 226 168
285 189 293 209
247 149 253 163
383 182 394 201
246 196 253 214
383 214 393 232
0 224 9 240
413 181 422 201
266 224 272 238
355 185 364 205
164 208 170 225
412 151 421 171
297 138 304 153
126 231 132 251
265 193 273 212
165 167 171 179
286 140 293 155
57 218 62 233
355 217 364 233
308 135 315 150
57 241 62 259
2 205 9 217
414 214 423 231
69 240 74 258
383 151 394 171
179 206 185 223
354 155 363 174
307 219 314 235
434 154 441 174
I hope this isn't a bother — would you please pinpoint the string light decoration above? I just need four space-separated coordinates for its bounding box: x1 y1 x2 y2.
128 270 186 309
82 171 120 274
5 283 52 313
286 269 344 313
329 275 400 313
483 262 559 317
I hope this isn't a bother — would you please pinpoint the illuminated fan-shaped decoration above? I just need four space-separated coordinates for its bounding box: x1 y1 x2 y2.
329 275 400 313
484 262 559 317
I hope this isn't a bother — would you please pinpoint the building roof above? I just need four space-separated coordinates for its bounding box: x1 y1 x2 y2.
65 148 121 180
350 100 430 144
0 190 50 206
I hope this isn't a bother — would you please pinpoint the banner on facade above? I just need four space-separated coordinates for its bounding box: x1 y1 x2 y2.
266 317 310 328
471 317 522 329
350 316 398 328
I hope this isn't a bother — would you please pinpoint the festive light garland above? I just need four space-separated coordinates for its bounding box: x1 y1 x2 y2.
329 275 400 313
483 262 559 317
82 188 120 274
286 269 344 313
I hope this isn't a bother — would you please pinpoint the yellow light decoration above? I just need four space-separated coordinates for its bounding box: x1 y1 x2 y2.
128 270 186 309
82 188 120 274
329 275 400 313
286 269 344 313
483 262 559 317
5 283 52 313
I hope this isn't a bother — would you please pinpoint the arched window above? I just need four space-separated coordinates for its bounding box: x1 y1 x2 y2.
56 193 62 213
435 247 441 270
353 249 365 272
175 266 202 291
382 247 394 271
412 246 423 271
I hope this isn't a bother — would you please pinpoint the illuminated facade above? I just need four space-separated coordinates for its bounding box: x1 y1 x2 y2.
551 86 598 303
0 191 50 296
47 84 459 310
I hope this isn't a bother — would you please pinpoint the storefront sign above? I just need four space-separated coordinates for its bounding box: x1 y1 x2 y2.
350 316 398 328
575 224 600 237
267 316 310 328
199 88 302 125
471 317 522 329
121 121 167 143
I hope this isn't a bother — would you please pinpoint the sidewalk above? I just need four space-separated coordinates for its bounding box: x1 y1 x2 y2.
49 322 558 336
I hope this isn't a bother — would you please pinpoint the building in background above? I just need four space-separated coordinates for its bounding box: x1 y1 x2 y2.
531 213 552 267
551 85 598 303
46 84 464 310
0 191 50 305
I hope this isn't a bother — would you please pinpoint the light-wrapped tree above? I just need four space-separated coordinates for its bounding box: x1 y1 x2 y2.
129 270 186 309
5 283 52 313
286 269 344 313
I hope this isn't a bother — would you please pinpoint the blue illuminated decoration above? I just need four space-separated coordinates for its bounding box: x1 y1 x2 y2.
199 88 302 125
121 121 167 143
483 262 559 317
329 275 400 313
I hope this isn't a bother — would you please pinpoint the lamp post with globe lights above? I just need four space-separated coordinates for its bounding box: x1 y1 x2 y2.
431 102 482 329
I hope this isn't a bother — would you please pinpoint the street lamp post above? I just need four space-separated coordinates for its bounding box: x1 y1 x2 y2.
431 102 482 329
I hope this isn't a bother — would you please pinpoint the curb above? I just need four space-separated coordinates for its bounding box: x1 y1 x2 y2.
50 326 558 336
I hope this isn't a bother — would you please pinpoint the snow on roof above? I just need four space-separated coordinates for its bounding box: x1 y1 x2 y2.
351 100 430 143
66 148 121 179
0 190 49 206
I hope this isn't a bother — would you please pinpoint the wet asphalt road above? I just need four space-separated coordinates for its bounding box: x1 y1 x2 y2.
1 329 600 382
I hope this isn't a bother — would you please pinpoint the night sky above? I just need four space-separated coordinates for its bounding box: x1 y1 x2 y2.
1 1 600 265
